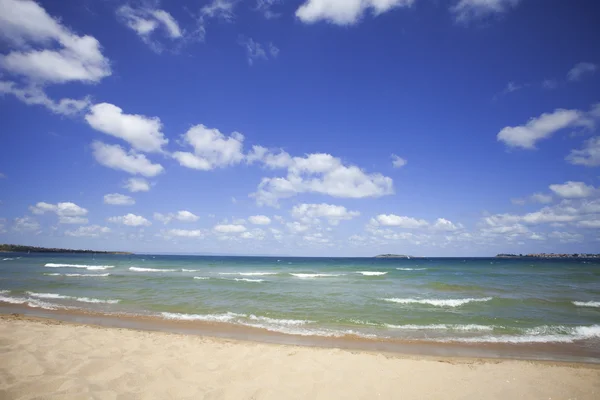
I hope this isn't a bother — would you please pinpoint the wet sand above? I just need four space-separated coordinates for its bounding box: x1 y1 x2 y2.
1 314 599 399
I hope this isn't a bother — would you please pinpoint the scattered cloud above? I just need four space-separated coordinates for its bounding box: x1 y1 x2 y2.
291 203 360 225
103 193 135 206
391 154 407 168
238 37 279 65
548 231 584 243
255 0 283 19
85 103 168 153
241 228 267 240
173 125 244 170
295 0 416 25
92 141 164 177
501 81 522 95
549 181 595 199
214 224 247 233
567 62 597 82
286 221 310 233
196 0 237 41
108 213 151 227
116 5 183 52
0 81 90 115
65 225 111 237
13 216 40 232
566 136 600 167
451 0 521 23
249 147 394 206
154 211 200 224
542 79 558 90
370 214 429 229
497 106 597 149
511 193 553 205
162 229 204 238
30 201 88 224
124 177 151 192
248 215 272 225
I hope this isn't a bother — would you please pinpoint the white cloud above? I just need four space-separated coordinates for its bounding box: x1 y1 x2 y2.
0 0 111 84
108 213 151 227
566 136 600 167
29 201 88 224
291 203 360 225
103 193 135 206
124 177 151 192
286 221 310 233
302 232 331 244
241 228 267 240
542 79 558 90
451 0 521 22
248 215 271 225
154 211 200 224
497 108 589 149
197 0 237 41
162 229 204 238
391 154 407 168
92 141 164 177
549 181 595 199
371 214 429 229
567 62 597 82
512 192 553 205
296 0 415 25
548 231 584 243
250 150 393 206
173 125 244 170
117 5 183 52
238 37 279 65
13 216 40 232
214 224 247 233
432 218 462 232
502 81 522 94
65 225 111 237
0 81 90 115
85 103 167 153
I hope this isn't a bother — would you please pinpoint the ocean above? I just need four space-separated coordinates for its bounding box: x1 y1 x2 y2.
1 253 599 361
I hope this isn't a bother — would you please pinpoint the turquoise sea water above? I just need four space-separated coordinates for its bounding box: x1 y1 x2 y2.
1 253 599 350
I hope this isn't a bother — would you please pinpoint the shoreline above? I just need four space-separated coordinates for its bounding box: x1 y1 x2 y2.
1 315 600 399
3 304 599 365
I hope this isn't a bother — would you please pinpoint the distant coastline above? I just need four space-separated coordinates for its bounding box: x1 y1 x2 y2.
496 253 600 259
0 244 132 255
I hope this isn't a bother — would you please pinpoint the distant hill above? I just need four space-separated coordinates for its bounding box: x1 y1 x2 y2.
374 254 414 258
0 244 132 255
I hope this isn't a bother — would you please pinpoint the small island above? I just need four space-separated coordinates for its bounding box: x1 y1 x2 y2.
0 244 132 255
496 253 600 259
374 254 415 259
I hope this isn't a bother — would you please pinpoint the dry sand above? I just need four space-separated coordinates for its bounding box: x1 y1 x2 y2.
1 315 599 400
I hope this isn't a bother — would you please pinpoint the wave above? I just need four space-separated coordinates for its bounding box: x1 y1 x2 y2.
426 282 485 292
161 312 243 323
181 269 199 272
129 267 176 272
0 294 65 310
2 258 14 261
232 278 265 283
444 325 600 344
396 268 427 271
219 272 278 276
26 291 120 304
247 315 313 326
193 276 210 280
383 297 493 307
44 273 110 277
290 273 344 279
573 301 600 308
44 263 114 270
384 324 495 332
356 271 387 276
0 290 10 294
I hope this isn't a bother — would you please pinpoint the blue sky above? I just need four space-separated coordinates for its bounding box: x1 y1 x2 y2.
0 0 599 256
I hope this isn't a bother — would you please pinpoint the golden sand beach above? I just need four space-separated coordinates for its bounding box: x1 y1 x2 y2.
1 314 599 400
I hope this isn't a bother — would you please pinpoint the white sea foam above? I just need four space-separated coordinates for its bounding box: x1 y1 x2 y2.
2 258 14 261
385 324 494 332
396 268 427 271
443 325 600 344
573 301 600 308
26 291 70 299
44 273 110 277
75 297 120 304
0 294 64 310
161 312 243 323
232 278 265 283
0 290 9 294
181 269 199 272
356 271 387 276
26 291 120 304
193 276 210 280
129 267 176 272
383 297 493 307
44 263 114 270
290 273 344 279
247 315 313 326
219 272 278 276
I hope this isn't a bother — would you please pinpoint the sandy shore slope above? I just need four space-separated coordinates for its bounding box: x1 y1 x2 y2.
1 315 599 400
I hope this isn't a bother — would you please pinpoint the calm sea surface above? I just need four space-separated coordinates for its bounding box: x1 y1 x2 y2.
1 253 599 353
